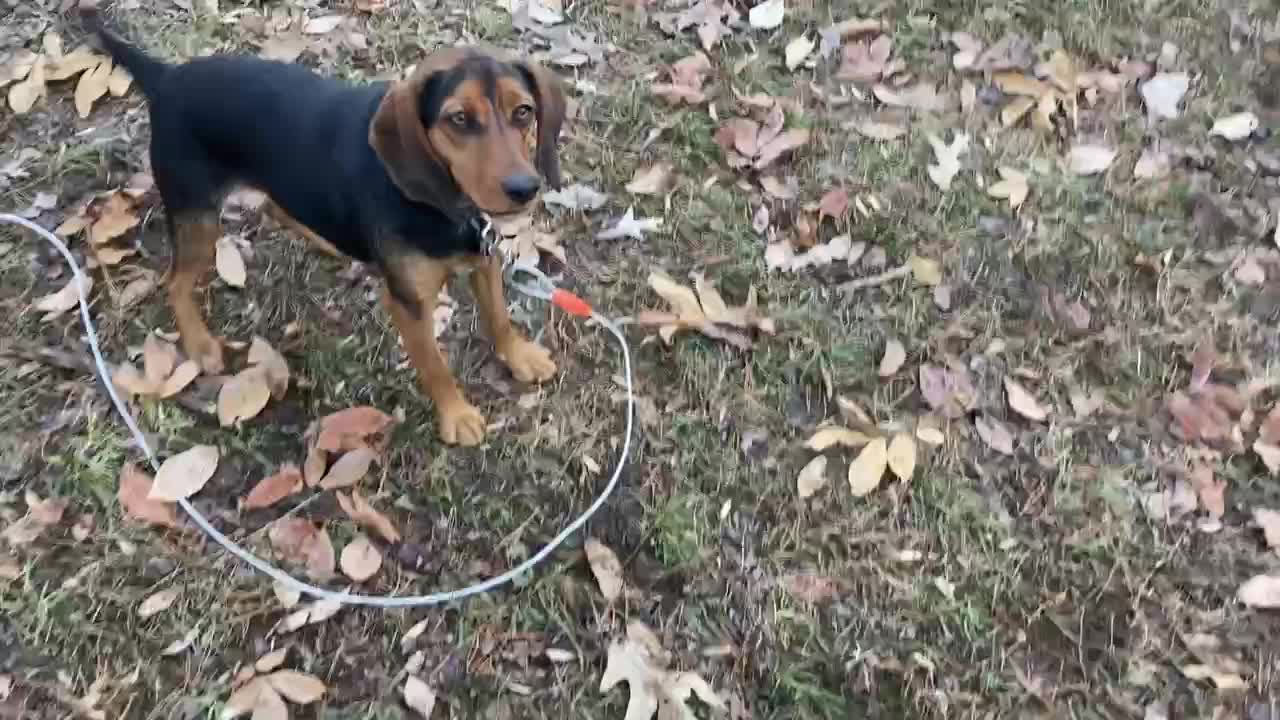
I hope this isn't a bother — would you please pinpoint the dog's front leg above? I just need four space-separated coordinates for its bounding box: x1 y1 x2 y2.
469 256 556 383
383 257 486 446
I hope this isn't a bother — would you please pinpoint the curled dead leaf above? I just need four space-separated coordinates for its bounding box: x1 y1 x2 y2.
585 538 625 601
243 464 304 510
335 489 402 543
117 463 179 528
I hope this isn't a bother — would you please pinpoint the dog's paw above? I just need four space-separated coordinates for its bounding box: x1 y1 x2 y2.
182 333 224 375
438 399 486 447
500 339 557 383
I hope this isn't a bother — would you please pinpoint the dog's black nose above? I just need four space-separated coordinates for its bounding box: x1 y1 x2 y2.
501 174 541 203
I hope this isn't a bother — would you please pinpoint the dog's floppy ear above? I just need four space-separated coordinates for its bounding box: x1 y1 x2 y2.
515 62 566 189
369 53 467 213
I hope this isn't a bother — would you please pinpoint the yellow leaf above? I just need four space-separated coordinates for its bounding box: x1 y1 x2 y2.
46 47 103 81
692 272 731 323
649 272 703 320
796 455 828 498
886 433 916 481
804 427 872 451
585 538 625 601
1000 96 1036 127
74 58 112 118
993 72 1050 97
8 56 46 115
986 167 1029 209
908 255 942 286
106 64 132 96
847 437 888 496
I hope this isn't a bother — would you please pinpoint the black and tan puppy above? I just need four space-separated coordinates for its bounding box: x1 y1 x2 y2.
81 4 565 446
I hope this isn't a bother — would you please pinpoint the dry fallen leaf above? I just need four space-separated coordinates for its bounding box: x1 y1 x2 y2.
638 272 775 349
872 82 948 112
318 447 377 490
1140 72 1189 121
926 132 969 190
1188 463 1226 520
243 464 304 510
850 119 907 141
919 363 975 418
1210 111 1259 141
886 433 916 481
878 339 906 377
847 437 888 496
796 455 829 498
651 53 712 105
339 534 382 582
117 463 179 528
218 366 272 427
8 55 46 114
335 489 402 543
975 414 1015 455
215 236 247 287
137 588 179 619
315 406 396 452
149 445 219 502
2 492 68 546
987 167 1029 209
403 676 438 719
599 620 725 720
1005 378 1050 422
1254 508 1280 551
1067 144 1117 175
159 361 201 398
804 427 872 450
908 255 943 286
585 538 625 601
33 275 92 319
1237 574 1280 608
74 58 112 118
265 670 326 705
597 206 664 241
268 518 335 580
248 336 290 400
784 34 815 70
625 163 673 195
837 34 893 82
747 0 783 30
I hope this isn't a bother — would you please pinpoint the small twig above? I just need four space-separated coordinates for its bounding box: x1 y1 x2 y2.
836 263 911 292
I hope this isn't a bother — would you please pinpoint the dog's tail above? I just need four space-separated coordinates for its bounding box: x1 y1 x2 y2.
79 1 170 99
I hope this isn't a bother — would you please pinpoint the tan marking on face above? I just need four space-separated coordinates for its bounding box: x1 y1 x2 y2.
425 74 541 214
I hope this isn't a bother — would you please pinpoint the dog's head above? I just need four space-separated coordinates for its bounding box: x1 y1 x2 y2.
369 47 566 219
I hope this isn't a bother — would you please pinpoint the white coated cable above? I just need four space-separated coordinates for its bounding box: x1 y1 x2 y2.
1 212 634 608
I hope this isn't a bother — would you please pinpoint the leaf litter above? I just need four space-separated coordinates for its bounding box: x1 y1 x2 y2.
637 271 775 349
599 620 724 720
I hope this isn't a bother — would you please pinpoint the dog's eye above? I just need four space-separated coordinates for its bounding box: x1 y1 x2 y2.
448 111 468 128
513 105 534 123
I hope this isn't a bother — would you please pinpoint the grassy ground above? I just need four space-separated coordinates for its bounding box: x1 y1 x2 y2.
2 0 1280 717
